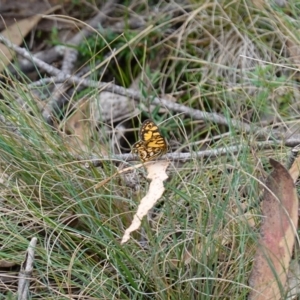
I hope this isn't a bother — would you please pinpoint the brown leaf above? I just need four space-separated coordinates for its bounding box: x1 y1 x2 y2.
0 15 43 71
287 39 300 70
63 98 91 151
62 98 107 155
249 159 298 299
0 6 60 72
0 259 17 268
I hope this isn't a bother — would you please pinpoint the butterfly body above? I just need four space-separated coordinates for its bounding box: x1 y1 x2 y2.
132 119 168 162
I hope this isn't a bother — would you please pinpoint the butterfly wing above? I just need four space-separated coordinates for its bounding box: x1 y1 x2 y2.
140 119 167 149
133 119 168 162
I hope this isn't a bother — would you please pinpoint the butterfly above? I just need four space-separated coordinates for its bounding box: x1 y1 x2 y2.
132 119 168 162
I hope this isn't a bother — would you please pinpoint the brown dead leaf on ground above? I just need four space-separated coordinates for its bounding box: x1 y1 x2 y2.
0 15 43 71
61 98 107 155
0 259 18 285
286 39 300 68
0 260 17 268
248 159 298 300
0 6 60 72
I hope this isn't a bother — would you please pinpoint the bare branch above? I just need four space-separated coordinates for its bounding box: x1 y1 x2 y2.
86 140 282 167
17 237 37 300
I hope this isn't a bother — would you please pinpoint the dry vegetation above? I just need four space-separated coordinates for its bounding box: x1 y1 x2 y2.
0 0 300 299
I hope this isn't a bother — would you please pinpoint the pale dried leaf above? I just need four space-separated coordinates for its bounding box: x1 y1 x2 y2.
121 161 170 244
288 156 300 183
249 159 298 300
62 98 92 153
287 39 300 68
91 91 138 122
230 199 257 228
251 0 265 10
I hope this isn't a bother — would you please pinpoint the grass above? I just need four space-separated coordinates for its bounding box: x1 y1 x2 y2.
0 0 299 298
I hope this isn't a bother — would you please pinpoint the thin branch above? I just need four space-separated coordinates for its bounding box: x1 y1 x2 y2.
86 140 283 167
7 45 65 76
38 74 273 138
17 237 37 300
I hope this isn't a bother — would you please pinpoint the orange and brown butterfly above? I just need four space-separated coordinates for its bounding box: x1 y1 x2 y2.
132 119 168 162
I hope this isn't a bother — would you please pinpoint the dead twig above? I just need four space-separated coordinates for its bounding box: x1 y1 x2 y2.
44 1 117 122
86 140 283 166
7 45 65 75
17 237 37 300
32 73 273 138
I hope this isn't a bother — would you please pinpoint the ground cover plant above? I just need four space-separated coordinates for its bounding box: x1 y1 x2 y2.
0 0 300 299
